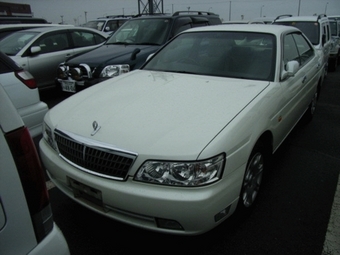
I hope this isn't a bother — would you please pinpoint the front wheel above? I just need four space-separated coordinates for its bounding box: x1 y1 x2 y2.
303 90 318 123
239 143 265 209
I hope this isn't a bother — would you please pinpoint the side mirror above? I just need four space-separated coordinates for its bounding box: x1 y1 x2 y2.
105 26 110 32
30 46 41 55
281 60 299 80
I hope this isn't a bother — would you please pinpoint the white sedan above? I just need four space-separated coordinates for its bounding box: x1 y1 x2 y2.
40 24 323 235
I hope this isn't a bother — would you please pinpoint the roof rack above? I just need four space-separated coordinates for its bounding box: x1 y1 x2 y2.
172 11 217 16
95 15 134 19
274 14 292 22
132 13 168 18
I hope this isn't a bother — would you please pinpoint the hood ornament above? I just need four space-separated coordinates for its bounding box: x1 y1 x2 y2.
91 121 101 136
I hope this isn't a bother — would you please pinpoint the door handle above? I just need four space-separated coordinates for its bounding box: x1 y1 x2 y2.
302 76 307 83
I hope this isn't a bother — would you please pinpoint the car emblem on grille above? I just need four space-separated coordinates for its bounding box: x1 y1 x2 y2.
91 121 101 136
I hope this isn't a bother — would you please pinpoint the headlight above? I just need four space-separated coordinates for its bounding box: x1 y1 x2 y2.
43 122 57 151
134 154 225 186
100 64 130 78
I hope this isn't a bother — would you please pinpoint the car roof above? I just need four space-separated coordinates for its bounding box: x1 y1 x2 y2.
0 23 73 30
11 25 109 37
274 15 329 23
132 11 220 20
184 24 300 35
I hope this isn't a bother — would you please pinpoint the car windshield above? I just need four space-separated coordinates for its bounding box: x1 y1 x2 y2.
83 20 106 31
329 21 338 36
106 18 171 45
143 31 276 81
276 21 319 45
0 31 38 55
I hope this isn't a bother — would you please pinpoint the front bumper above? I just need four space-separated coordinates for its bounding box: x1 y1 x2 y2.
39 138 243 235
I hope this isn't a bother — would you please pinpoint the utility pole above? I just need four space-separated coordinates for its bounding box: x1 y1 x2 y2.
84 11 87 23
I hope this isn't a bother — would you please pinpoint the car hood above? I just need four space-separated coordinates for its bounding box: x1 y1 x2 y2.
48 70 269 159
66 44 160 66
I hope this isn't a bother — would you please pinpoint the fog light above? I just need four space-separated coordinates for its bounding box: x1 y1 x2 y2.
70 68 82 80
214 205 231 222
57 66 68 79
156 218 183 230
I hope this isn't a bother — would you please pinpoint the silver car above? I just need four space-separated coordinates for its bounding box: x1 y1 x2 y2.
0 26 108 89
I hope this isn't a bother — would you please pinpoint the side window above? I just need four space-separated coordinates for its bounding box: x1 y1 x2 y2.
292 33 314 66
71 31 104 47
283 34 300 66
106 21 118 32
32 32 69 54
322 23 330 42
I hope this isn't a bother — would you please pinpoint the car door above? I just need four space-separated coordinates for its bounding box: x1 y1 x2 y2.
276 32 320 143
27 31 74 89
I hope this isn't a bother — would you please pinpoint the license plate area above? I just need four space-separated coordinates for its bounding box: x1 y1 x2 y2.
68 177 103 208
60 80 76 93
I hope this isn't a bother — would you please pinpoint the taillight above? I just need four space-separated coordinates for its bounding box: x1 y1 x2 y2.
5 126 53 242
15 70 37 89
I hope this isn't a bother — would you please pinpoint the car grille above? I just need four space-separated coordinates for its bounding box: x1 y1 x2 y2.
54 130 136 180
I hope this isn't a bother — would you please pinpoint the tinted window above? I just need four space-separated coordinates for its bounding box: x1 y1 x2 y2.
0 31 38 55
283 34 300 65
32 32 69 53
71 30 105 47
292 33 314 66
108 18 171 45
277 21 320 45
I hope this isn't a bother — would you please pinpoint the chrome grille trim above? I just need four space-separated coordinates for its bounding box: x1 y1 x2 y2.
54 129 137 180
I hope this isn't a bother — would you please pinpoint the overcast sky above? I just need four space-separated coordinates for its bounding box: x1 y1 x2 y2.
6 0 340 24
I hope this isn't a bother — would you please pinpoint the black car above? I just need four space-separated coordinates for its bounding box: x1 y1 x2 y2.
56 11 222 93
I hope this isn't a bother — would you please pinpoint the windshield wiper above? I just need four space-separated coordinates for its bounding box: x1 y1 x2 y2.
135 42 161 46
106 42 130 45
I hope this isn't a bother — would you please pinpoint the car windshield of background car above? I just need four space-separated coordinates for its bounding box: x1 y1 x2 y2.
330 21 338 36
0 31 38 55
143 31 276 81
279 22 319 45
83 20 105 31
106 18 171 45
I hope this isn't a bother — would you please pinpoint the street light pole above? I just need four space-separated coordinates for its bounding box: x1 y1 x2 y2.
324 2 329 14
298 0 301 16
229 1 231 21
260 5 264 17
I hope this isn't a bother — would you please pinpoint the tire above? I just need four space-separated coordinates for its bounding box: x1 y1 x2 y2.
329 57 337 72
238 142 265 210
303 90 318 123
